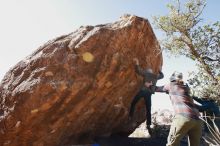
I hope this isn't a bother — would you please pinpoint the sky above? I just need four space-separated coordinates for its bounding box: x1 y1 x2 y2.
0 0 219 110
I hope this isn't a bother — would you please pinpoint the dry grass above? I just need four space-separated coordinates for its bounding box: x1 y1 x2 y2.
200 114 220 146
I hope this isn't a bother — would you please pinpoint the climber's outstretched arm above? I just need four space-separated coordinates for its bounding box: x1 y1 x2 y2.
155 84 169 93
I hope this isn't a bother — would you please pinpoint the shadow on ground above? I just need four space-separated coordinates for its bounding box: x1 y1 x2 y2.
96 137 167 146
66 136 188 146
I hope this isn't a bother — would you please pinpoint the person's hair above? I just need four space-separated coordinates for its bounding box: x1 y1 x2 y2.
201 96 215 102
170 71 183 82
176 79 184 84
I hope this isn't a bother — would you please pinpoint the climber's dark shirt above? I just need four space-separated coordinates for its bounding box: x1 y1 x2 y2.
135 64 164 93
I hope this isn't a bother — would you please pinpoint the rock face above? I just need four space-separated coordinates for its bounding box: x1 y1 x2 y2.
0 15 163 146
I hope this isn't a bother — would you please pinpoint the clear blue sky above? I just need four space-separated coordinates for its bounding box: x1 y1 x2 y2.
0 0 219 109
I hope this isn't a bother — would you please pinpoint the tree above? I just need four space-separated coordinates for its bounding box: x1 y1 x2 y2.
153 0 220 101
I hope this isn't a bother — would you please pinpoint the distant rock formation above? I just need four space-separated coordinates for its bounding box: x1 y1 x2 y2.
0 14 163 146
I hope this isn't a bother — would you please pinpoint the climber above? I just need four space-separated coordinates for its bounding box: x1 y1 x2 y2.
193 96 220 133
129 58 164 135
153 71 203 146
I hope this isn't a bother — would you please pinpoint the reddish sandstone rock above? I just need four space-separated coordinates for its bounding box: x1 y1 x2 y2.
0 14 163 146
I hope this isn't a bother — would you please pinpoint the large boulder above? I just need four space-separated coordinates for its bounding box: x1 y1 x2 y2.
0 14 163 146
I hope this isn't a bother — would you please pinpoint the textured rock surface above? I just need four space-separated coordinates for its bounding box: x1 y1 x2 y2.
0 14 163 146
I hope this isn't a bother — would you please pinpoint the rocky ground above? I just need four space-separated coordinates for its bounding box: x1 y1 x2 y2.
65 109 188 146
66 109 211 146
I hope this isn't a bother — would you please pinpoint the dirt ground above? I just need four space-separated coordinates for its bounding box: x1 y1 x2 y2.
95 136 189 146
66 136 188 146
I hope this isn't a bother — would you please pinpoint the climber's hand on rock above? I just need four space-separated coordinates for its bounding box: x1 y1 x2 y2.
133 58 139 65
